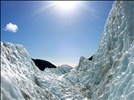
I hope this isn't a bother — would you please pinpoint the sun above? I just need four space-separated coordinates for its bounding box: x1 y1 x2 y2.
53 1 80 12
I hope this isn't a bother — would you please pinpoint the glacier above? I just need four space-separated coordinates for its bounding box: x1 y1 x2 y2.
1 1 134 100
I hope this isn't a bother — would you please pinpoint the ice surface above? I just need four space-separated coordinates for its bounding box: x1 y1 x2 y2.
1 42 88 99
1 1 134 100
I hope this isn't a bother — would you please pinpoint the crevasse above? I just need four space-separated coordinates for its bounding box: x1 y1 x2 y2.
1 1 134 100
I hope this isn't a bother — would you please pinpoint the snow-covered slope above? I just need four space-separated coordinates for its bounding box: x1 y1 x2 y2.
1 1 134 100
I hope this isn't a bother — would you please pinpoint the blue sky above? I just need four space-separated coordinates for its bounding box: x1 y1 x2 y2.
1 1 114 67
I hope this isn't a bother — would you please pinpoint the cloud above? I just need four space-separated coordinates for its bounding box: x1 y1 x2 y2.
4 23 18 33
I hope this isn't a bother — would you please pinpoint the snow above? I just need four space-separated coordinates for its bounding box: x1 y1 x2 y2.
1 1 134 100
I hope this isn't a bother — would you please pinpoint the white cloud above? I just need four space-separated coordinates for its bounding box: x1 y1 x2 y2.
4 23 18 33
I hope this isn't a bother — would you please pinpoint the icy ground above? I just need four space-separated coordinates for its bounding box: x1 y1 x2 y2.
1 1 134 100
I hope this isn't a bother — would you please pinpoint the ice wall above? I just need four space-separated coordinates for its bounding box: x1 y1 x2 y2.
93 1 134 99
1 42 45 99
77 1 134 99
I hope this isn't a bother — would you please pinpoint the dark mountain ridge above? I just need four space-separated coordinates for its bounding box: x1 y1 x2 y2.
32 58 57 71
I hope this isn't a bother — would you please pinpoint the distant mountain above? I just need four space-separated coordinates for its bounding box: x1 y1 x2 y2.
32 58 56 71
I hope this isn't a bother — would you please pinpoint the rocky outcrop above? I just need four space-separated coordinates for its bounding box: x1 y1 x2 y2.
32 58 57 71
88 55 93 60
